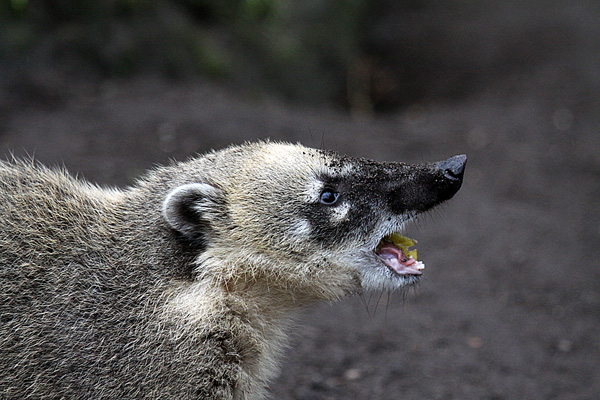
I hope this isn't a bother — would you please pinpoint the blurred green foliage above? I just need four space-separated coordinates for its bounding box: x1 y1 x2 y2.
0 0 368 104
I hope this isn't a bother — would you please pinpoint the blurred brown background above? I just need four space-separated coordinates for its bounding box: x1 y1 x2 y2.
1 1 599 398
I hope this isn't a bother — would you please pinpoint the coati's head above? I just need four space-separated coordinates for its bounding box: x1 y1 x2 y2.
162 142 465 300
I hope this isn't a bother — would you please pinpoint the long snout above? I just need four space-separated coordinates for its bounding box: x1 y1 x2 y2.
387 154 467 214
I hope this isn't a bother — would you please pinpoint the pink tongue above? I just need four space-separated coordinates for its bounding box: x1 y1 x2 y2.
376 242 422 276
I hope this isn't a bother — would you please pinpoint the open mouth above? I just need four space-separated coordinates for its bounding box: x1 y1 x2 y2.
375 233 425 276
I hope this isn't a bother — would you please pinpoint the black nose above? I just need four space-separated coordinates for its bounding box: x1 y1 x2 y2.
429 154 467 206
437 154 467 181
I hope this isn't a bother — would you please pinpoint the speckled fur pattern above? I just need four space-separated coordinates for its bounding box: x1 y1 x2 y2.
0 141 464 399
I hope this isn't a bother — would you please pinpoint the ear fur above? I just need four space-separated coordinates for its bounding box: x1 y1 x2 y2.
162 183 223 240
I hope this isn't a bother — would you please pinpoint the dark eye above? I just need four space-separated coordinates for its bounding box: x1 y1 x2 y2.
319 189 339 205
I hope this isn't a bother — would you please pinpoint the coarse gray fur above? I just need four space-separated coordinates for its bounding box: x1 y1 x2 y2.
0 141 465 399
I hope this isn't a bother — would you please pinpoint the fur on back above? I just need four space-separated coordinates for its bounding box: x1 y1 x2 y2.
0 159 283 399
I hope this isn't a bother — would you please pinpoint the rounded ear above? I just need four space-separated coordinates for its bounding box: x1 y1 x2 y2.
162 183 223 239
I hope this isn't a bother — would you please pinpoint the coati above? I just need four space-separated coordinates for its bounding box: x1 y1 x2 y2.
0 141 465 399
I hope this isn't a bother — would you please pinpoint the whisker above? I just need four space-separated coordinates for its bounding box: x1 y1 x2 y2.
359 293 371 317
384 291 391 323
373 291 384 315
367 292 374 309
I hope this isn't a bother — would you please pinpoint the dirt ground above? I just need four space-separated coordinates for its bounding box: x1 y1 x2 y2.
1 5 599 400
